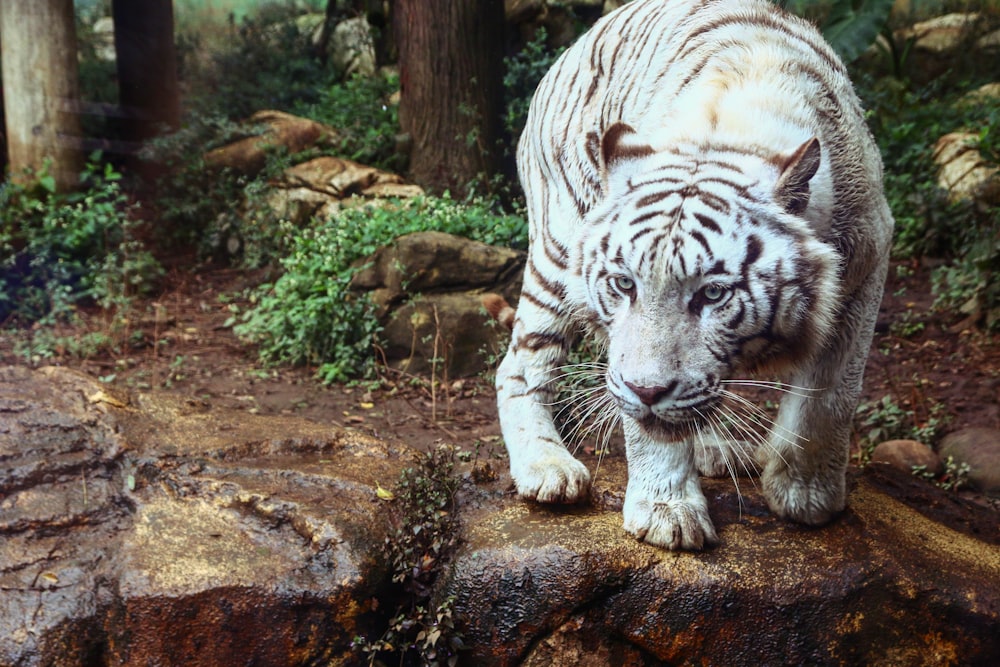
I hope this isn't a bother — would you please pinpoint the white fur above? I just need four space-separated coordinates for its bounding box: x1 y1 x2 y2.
496 0 893 550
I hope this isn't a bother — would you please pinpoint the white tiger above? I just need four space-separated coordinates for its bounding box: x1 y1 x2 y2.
495 0 893 550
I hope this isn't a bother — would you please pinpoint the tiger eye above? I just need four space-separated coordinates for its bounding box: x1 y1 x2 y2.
613 275 635 295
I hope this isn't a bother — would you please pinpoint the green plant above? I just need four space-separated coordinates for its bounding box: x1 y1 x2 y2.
232 195 527 381
778 0 895 63
503 27 566 145
184 3 337 121
855 395 949 463
355 446 465 667
912 455 972 492
143 113 300 267
857 73 1000 329
889 309 926 338
0 157 160 326
295 72 404 172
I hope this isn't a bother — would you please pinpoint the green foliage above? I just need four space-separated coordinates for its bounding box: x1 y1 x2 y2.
912 455 971 492
821 0 895 63
858 74 1000 328
186 4 337 121
0 158 160 325
295 72 404 172
355 446 465 667
777 0 894 63
855 395 949 462
143 113 299 267
232 195 527 382
503 27 566 145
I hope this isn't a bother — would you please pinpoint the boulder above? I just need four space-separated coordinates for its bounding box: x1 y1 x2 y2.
892 13 990 83
932 131 1000 208
350 231 525 376
939 427 1000 493
3 366 1000 666
264 156 424 226
331 16 376 79
870 438 942 475
203 111 339 175
0 366 406 667
443 459 1000 666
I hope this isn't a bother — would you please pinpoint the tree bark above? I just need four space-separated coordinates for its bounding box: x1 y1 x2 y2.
111 0 181 143
0 0 83 191
395 0 504 196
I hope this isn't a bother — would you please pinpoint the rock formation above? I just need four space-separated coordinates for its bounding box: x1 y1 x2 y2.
3 365 999 666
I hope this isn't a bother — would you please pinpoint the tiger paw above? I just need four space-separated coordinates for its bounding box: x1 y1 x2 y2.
622 493 719 551
761 462 845 526
511 450 591 504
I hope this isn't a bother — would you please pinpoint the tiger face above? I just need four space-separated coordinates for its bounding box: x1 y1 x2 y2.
575 124 839 436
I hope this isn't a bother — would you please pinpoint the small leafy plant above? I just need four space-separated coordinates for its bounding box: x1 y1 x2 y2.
912 455 971 492
355 445 465 667
232 195 527 382
0 158 160 326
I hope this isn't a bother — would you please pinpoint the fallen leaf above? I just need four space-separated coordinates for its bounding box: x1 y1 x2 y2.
87 390 127 408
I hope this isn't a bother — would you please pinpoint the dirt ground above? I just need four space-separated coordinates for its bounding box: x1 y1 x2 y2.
3 256 999 509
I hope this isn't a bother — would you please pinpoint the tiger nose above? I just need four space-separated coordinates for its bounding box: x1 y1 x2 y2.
624 380 678 406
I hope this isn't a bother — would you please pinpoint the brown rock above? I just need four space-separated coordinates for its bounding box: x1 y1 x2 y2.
939 427 1000 493
933 132 1000 207
350 231 525 376
443 458 1000 666
203 111 338 175
870 438 942 475
0 366 404 667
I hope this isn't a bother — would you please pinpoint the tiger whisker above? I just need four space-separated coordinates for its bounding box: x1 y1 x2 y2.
720 379 825 399
719 389 805 449
716 398 797 471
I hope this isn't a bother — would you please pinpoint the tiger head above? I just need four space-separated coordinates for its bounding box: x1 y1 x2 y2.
574 122 840 435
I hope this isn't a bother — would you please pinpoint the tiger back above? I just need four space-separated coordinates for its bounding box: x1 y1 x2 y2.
496 0 893 550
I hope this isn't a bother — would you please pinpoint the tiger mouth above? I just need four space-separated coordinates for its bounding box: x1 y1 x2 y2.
633 398 722 439
636 413 704 440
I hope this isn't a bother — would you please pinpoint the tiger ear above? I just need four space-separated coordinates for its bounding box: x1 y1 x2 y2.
774 137 821 215
600 122 654 191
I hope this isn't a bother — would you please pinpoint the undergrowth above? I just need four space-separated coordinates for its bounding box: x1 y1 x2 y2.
857 48 1000 329
230 195 527 383
0 158 160 328
354 446 465 667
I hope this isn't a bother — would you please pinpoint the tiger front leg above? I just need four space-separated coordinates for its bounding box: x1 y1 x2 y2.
621 418 718 550
495 303 591 504
761 268 887 525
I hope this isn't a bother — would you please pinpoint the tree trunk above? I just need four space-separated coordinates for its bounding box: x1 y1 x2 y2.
112 0 181 144
0 0 83 191
395 0 504 196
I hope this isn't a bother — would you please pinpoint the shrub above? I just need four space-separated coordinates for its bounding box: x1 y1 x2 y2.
142 113 299 267
294 72 404 173
858 74 1000 329
502 27 566 147
0 158 160 325
232 195 527 382
185 3 337 121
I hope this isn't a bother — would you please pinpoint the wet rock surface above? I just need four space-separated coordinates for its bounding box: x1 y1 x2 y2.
1 366 405 667
3 366 999 666
446 458 1000 666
